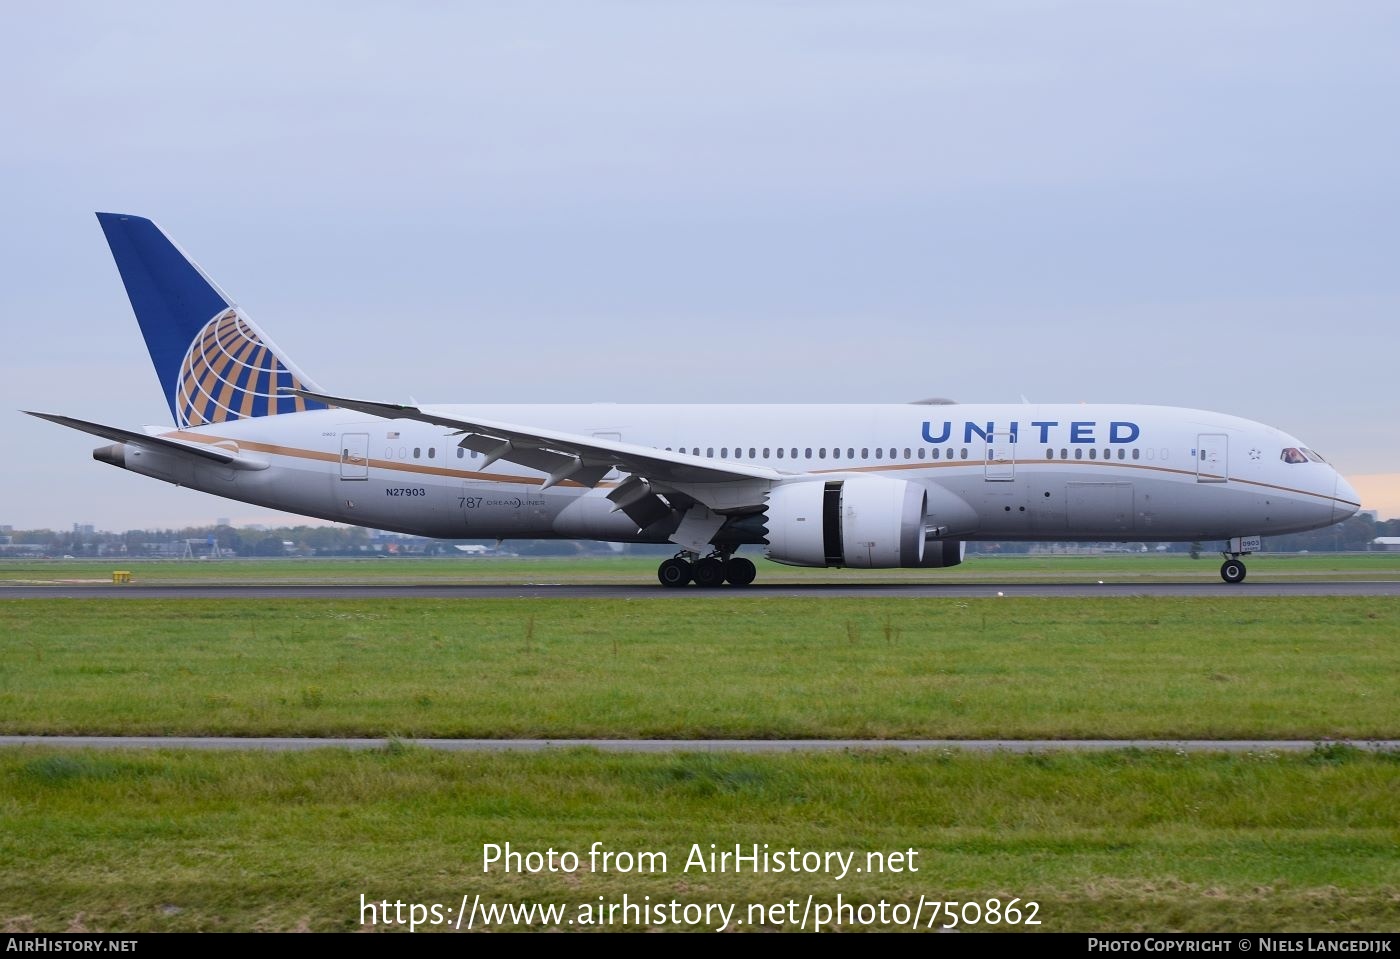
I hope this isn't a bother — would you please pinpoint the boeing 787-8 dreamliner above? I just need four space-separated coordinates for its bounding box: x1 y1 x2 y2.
28 214 1360 586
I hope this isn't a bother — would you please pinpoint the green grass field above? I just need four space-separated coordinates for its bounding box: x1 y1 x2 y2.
2 746 1396 932
3 573 1397 933
4 551 1399 585
1 597 1396 738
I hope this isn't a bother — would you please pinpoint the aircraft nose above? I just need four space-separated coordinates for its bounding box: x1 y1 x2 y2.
1333 472 1361 523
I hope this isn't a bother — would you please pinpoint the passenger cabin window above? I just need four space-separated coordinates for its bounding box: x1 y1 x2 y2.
428 447 435 459
413 447 421 459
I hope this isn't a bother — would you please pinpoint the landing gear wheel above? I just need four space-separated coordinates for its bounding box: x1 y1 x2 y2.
1220 559 1247 584
724 557 756 586
657 558 692 588
692 557 727 588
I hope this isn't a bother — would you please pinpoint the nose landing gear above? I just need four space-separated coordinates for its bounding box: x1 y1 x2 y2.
1220 557 1247 584
1219 535 1259 584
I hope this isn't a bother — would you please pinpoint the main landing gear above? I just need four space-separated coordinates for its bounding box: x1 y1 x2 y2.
657 550 757 588
1220 555 1247 584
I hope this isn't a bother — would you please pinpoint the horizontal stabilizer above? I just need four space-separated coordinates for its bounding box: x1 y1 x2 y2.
24 411 268 471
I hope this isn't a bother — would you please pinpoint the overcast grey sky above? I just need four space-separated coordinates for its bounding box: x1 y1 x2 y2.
4 1 1398 529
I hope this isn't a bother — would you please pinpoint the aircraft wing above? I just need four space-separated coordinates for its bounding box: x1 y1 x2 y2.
24 411 268 471
292 390 785 493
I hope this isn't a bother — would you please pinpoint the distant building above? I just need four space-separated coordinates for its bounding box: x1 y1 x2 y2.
1374 537 1400 552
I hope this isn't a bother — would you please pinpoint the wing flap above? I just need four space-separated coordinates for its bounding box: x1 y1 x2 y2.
454 433 609 487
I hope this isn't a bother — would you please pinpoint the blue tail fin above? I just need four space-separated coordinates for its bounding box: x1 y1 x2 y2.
96 213 326 428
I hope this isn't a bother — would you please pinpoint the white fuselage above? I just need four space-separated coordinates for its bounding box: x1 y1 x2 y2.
113 403 1356 548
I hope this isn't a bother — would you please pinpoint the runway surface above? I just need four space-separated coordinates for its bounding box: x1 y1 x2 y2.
3 736 1397 753
4 581 1399 599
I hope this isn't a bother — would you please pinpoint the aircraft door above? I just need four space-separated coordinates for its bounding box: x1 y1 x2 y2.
340 433 369 480
1196 433 1228 483
985 431 1015 481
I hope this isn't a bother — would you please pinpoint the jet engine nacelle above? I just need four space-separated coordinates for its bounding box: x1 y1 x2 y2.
764 475 929 568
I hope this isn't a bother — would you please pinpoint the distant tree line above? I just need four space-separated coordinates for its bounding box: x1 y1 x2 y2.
5 513 1397 559
969 513 1399 556
1260 513 1399 552
6 524 376 558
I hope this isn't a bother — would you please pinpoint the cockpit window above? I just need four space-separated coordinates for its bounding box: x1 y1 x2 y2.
1281 448 1308 465
1301 448 1326 464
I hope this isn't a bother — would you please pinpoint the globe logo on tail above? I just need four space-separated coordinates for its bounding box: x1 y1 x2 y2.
175 309 317 428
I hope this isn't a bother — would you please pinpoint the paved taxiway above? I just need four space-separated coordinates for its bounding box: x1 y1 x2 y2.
3 736 1397 753
3 581 1398 599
